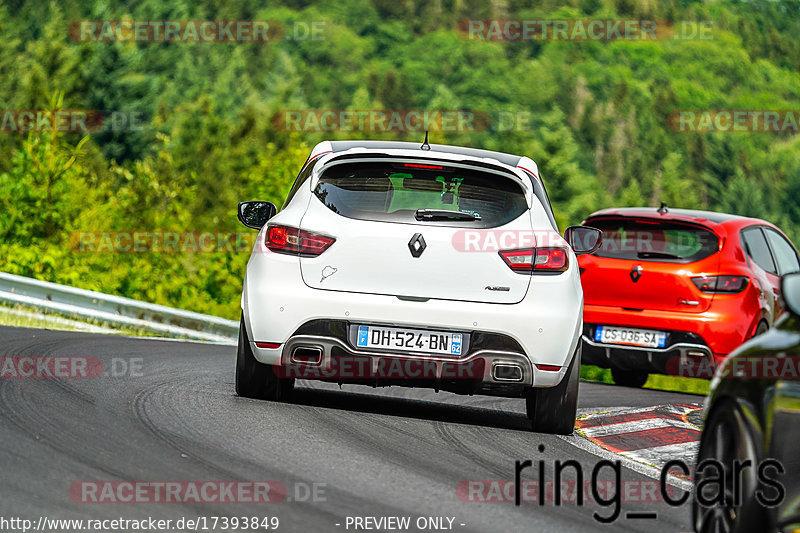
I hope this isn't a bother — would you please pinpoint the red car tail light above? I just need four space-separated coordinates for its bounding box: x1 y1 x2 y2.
266 225 335 256
499 248 568 274
691 275 749 294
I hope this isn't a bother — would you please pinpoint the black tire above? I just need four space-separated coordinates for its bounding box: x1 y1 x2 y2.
526 342 581 435
754 320 769 338
692 401 767 533
611 368 648 388
235 316 294 401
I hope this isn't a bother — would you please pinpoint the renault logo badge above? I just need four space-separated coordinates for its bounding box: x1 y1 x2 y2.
408 233 426 258
630 265 643 283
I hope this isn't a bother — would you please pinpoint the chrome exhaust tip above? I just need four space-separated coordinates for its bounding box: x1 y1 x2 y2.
492 363 523 382
291 346 323 365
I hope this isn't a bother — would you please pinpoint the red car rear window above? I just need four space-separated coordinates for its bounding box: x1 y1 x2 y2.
587 218 719 263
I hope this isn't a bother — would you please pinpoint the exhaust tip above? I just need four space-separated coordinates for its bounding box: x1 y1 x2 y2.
291 346 323 365
493 363 523 382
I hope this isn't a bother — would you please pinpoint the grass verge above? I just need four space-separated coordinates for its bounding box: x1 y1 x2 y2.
581 364 710 396
0 304 158 337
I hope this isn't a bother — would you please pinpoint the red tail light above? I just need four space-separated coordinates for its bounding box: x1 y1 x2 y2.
499 248 568 274
266 225 335 256
535 363 562 372
402 163 444 170
691 275 748 293
255 342 281 349
534 248 568 271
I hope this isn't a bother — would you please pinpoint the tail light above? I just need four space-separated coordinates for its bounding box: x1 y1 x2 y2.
255 342 281 349
402 163 444 170
499 248 568 274
535 363 562 372
266 225 335 256
691 275 748 293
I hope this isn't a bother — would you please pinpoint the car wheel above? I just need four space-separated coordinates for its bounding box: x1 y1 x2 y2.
611 368 648 388
692 401 766 533
754 321 769 338
235 316 294 401
526 342 581 435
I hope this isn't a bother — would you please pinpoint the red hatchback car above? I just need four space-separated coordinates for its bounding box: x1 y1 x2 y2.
578 206 800 387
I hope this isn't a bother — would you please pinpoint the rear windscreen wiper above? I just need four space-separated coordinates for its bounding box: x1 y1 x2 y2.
415 209 481 221
637 251 681 259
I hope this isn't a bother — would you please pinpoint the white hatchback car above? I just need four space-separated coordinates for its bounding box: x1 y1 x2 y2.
236 140 601 434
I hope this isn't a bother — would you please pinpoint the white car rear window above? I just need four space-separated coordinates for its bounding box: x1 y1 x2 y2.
314 161 528 227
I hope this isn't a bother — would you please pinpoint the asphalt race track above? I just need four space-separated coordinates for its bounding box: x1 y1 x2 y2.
0 326 703 532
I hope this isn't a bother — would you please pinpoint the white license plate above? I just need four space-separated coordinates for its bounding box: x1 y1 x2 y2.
356 325 463 356
594 326 667 348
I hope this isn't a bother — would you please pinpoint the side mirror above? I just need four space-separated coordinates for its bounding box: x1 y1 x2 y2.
782 272 800 317
238 201 277 229
564 226 603 255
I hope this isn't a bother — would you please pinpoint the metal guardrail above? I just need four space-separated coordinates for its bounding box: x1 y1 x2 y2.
0 272 238 344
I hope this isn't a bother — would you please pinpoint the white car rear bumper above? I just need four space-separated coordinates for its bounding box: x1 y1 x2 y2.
242 249 583 389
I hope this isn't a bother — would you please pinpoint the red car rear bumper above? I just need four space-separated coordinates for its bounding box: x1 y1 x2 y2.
582 295 758 374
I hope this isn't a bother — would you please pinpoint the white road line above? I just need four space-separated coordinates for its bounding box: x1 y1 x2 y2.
621 441 700 465
625 442 702 456
579 418 665 437
579 417 699 438
577 405 662 418
564 404 704 492
558 432 694 492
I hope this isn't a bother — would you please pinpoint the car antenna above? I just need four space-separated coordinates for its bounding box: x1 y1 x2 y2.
420 130 431 151
657 202 669 214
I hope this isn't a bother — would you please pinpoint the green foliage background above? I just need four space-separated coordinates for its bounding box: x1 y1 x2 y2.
2 0 800 319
